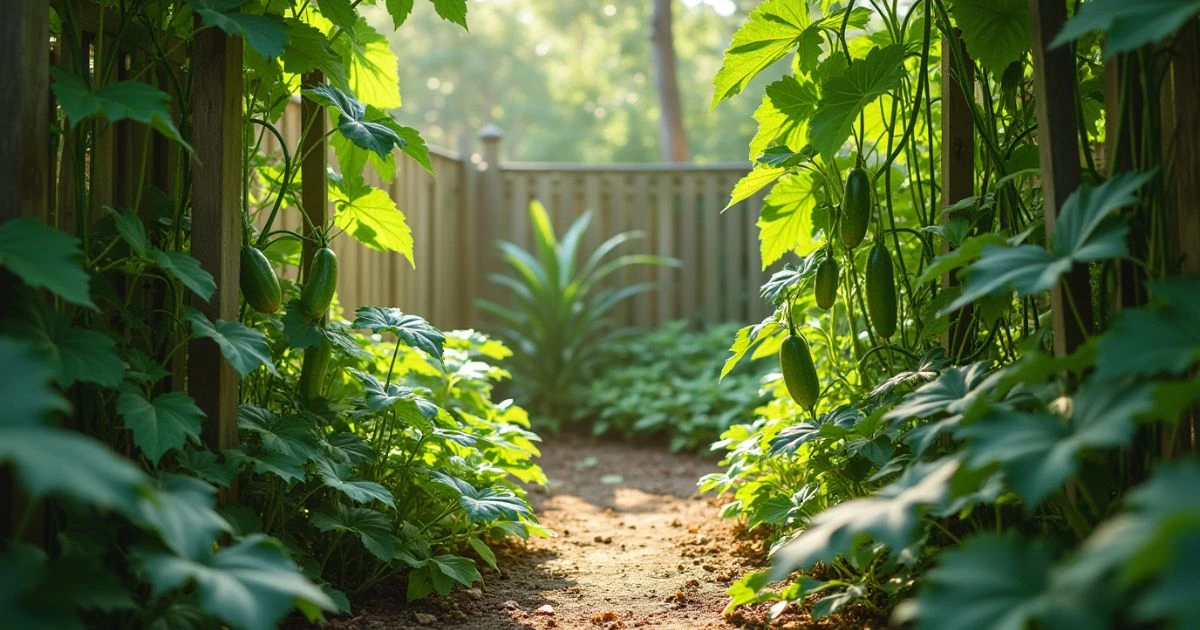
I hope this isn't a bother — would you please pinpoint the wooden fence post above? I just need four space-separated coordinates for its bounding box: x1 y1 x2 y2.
188 26 242 451
475 124 503 320
940 28 976 361
301 72 328 279
0 0 49 543
1028 0 1091 356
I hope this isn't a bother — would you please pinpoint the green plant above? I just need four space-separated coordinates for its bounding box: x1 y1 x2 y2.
479 200 679 424
570 321 770 451
707 0 1200 626
1 1 547 627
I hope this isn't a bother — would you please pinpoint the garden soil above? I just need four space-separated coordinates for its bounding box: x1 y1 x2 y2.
321 436 879 629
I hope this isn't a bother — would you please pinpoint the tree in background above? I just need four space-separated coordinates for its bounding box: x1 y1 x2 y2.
365 0 783 163
651 0 690 161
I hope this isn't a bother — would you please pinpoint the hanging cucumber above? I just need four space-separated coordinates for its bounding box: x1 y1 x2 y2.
299 247 337 321
866 239 897 338
840 166 871 249
814 254 839 311
239 246 282 314
298 338 331 401
780 333 820 413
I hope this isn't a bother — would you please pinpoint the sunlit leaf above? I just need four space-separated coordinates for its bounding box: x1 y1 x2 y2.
309 504 397 561
758 170 820 269
807 45 907 159
711 0 815 108
952 0 1031 75
352 307 445 358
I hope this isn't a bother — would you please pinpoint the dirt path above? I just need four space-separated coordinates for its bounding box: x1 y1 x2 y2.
332 436 769 629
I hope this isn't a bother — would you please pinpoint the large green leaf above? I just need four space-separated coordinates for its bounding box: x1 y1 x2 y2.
960 381 1154 506
748 75 819 162
352 307 445 358
757 170 820 269
911 533 1102 630
0 218 95 309
281 20 347 88
384 0 415 28
315 0 357 33
51 68 187 147
136 534 334 630
429 472 532 522
185 308 277 377
316 460 396 508
9 305 124 388
0 339 69 425
330 18 401 109
237 405 322 463
118 390 205 464
807 45 907 159
0 426 148 517
309 503 397 561
137 475 232 560
329 177 414 261
304 84 404 158
727 166 786 210
1095 275 1200 380
1052 0 1200 59
951 0 1031 76
711 0 815 108
153 250 216 301
190 0 289 59
105 206 149 257
431 0 469 28
946 171 1155 313
768 458 960 579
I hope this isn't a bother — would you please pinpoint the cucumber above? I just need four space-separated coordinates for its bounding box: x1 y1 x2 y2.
298 338 331 401
840 166 871 249
780 334 820 413
866 240 897 338
239 246 282 314
299 247 337 321
814 255 839 310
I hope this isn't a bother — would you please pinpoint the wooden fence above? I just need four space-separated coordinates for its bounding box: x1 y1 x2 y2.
265 102 773 331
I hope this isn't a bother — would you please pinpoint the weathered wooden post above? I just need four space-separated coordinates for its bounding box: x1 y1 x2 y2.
300 72 329 280
475 124 503 318
940 29 976 361
188 25 242 451
1028 0 1090 357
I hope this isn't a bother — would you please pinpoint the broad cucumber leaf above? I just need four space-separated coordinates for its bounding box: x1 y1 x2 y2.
184 308 277 377
0 426 149 517
135 534 335 630
727 166 785 210
51 68 188 148
0 218 95 310
384 0 416 28
757 170 820 269
153 250 217 301
117 390 205 464
431 0 469 29
309 504 397 561
137 475 231 560
711 0 815 108
176 448 239 488
329 177 414 262
759 253 821 304
316 460 396 508
951 0 1031 76
768 458 959 579
808 44 907 159
105 206 149 257
237 404 323 463
315 0 356 33
0 339 69 425
945 171 1155 314
1095 275 1200 380
281 20 347 88
331 18 401 109
352 307 445 358
9 304 124 388
429 471 533 522
749 75 819 162
910 532 1104 630
1052 0 1200 59
304 84 404 158
190 0 289 59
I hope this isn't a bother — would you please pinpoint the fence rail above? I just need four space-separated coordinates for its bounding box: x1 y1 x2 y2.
268 102 773 331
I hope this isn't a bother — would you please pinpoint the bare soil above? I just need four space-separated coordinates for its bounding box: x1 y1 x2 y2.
323 436 881 629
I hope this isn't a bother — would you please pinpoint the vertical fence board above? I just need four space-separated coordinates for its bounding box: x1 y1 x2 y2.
723 174 745 323
633 172 652 326
702 174 721 325
188 29 242 451
941 30 977 359
679 174 699 326
656 172 676 324
1029 0 1090 356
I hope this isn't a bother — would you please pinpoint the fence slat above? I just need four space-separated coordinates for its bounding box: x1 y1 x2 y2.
188 28 242 451
723 174 745 323
656 172 676 324
702 174 721 325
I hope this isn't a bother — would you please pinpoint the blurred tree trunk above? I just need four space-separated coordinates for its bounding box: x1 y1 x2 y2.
651 0 689 162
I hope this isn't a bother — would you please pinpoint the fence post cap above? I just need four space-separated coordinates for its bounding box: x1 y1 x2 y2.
477 123 504 141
